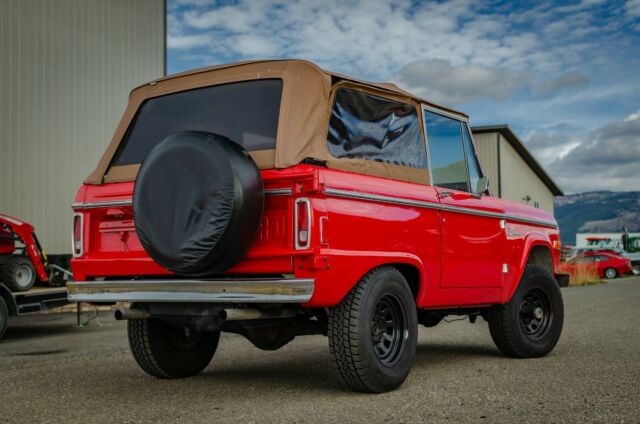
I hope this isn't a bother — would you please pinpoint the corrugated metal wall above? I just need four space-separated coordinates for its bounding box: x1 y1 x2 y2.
0 0 164 253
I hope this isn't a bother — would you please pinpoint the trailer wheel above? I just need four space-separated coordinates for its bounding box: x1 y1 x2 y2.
328 266 418 393
488 264 564 358
2 256 36 292
0 296 8 340
127 318 219 379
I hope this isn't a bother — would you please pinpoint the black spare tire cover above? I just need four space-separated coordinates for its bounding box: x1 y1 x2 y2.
133 131 264 276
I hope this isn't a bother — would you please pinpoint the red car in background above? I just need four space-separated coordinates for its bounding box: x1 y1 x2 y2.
560 251 634 279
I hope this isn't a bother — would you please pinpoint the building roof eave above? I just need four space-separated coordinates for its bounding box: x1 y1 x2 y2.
471 124 564 196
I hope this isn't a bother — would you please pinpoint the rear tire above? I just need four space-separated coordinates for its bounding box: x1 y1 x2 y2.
328 266 418 393
604 267 617 279
488 265 564 358
0 296 8 340
2 256 36 292
127 318 219 379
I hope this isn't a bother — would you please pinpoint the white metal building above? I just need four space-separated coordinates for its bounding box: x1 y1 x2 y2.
0 0 165 254
472 125 563 213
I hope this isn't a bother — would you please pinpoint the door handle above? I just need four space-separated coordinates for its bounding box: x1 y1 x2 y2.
438 191 453 199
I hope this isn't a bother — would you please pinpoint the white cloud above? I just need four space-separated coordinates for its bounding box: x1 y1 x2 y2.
544 111 640 192
626 0 640 17
392 59 529 105
167 33 211 49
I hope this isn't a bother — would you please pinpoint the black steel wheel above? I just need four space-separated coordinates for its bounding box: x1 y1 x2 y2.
328 266 418 393
489 264 564 358
128 318 219 379
371 294 409 367
0 295 8 340
519 288 552 339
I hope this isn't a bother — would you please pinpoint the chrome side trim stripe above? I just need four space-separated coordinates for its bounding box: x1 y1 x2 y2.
324 188 441 210
72 200 132 209
71 188 292 209
67 278 314 303
324 188 557 228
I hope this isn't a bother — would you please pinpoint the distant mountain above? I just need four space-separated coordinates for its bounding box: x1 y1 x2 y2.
554 191 640 245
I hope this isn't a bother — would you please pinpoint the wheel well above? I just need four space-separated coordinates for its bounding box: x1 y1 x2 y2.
526 245 553 274
391 263 420 300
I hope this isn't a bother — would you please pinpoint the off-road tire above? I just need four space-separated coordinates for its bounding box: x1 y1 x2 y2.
2 256 36 292
0 295 8 340
328 266 418 393
127 318 219 379
604 267 617 279
488 264 564 358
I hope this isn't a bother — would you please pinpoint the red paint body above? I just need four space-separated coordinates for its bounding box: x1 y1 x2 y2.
0 213 50 282
71 165 560 309
558 251 633 278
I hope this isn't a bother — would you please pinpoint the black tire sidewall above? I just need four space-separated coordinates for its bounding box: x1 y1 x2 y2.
507 267 564 356
357 270 418 391
130 318 220 378
0 296 8 340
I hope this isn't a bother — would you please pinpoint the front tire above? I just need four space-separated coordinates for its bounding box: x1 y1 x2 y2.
604 267 617 279
328 266 418 393
2 256 36 292
488 265 564 358
127 318 219 379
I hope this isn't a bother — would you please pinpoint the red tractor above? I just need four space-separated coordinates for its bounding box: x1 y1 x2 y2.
0 213 70 292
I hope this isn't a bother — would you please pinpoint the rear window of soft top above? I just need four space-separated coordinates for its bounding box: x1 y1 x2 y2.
111 79 283 166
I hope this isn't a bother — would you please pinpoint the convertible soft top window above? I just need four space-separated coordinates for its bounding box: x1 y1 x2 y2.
327 88 426 169
112 79 283 166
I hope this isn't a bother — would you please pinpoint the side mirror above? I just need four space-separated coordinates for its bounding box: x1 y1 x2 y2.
473 176 490 198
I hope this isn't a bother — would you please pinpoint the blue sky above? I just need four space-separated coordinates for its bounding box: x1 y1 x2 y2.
167 0 640 193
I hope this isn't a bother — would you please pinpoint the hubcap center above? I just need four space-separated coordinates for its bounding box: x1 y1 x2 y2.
533 307 544 320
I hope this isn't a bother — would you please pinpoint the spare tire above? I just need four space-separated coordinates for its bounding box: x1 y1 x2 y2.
133 131 264 276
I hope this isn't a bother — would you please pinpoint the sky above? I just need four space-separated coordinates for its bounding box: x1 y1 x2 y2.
167 0 640 194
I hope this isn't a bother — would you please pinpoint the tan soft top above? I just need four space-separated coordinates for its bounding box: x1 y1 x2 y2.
86 59 468 185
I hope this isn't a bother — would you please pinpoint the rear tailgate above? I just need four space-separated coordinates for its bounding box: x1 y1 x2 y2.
71 167 317 280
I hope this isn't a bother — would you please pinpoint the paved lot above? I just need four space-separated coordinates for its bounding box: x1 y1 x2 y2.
1 277 639 423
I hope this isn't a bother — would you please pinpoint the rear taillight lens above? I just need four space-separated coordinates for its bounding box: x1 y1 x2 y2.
72 213 83 257
294 198 311 250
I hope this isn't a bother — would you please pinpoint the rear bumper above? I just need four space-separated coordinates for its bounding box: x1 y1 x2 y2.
66 278 314 304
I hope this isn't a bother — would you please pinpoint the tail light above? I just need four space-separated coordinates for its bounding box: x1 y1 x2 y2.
72 213 84 257
294 198 311 249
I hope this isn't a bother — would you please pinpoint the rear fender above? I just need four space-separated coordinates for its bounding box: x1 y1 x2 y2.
300 252 425 307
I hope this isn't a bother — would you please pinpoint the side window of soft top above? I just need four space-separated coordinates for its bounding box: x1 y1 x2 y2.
326 88 427 169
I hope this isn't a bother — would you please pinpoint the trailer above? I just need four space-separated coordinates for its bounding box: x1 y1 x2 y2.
0 283 69 340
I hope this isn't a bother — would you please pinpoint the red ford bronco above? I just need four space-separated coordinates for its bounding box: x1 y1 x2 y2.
69 60 567 393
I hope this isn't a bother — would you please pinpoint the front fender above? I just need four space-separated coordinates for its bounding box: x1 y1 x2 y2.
502 231 554 303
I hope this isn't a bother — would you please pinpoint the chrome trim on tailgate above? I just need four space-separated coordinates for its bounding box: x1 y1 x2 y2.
72 188 291 210
72 200 132 209
67 278 314 303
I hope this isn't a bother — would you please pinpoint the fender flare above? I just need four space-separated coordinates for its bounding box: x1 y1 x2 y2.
503 234 554 303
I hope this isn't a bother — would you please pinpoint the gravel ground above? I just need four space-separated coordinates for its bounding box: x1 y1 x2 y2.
1 277 639 423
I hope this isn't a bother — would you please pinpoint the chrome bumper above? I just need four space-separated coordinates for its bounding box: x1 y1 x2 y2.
67 278 314 303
